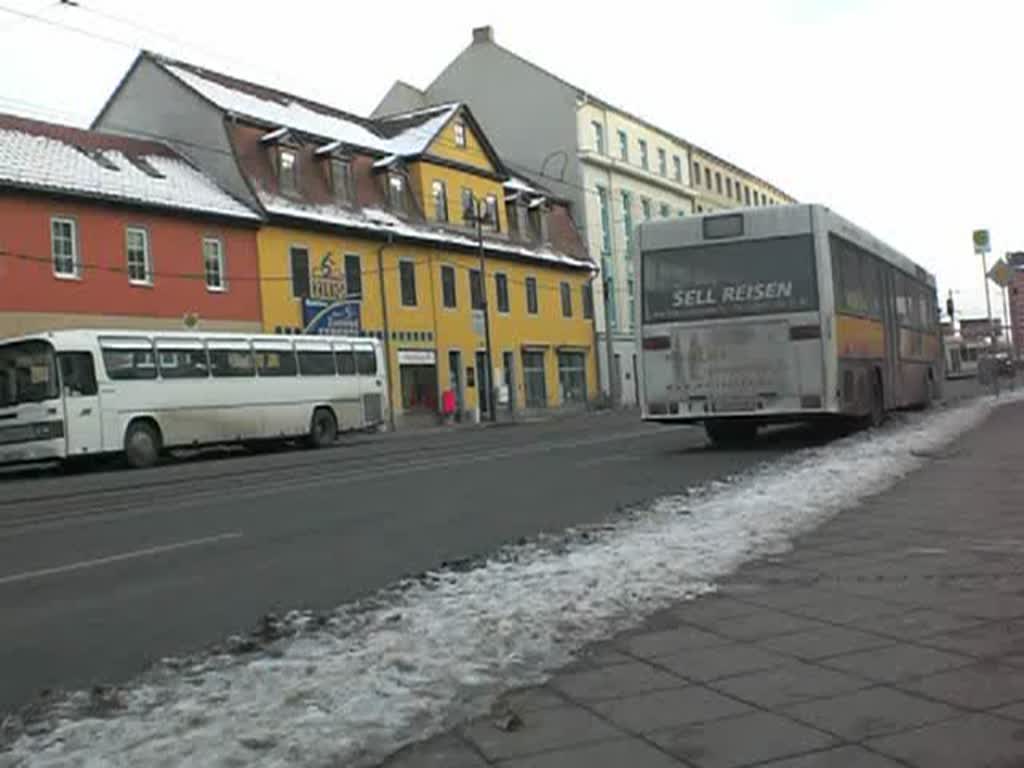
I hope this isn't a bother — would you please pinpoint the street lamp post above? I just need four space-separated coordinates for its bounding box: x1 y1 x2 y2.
472 197 497 422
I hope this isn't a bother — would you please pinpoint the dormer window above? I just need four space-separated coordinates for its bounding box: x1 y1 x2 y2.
453 120 467 148
388 173 406 212
330 156 353 204
278 148 298 195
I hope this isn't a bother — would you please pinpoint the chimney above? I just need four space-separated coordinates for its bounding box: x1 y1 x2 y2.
472 26 494 44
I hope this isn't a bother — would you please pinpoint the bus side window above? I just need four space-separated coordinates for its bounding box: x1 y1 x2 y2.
58 352 98 397
356 350 377 376
336 349 356 376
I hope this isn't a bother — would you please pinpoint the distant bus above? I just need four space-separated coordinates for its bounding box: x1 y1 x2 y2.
944 338 983 379
637 204 942 445
0 329 386 469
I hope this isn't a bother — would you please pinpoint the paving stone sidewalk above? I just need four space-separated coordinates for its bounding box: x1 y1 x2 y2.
382 401 1024 768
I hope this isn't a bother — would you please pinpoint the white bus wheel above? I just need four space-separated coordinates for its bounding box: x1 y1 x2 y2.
307 408 337 449
124 420 162 469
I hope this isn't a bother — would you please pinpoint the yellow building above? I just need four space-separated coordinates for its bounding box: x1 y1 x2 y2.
94 54 597 427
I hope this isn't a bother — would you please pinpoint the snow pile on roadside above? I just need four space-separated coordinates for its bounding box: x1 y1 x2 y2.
3 395 1013 768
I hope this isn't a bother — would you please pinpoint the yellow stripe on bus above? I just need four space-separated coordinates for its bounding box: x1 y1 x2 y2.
836 314 885 359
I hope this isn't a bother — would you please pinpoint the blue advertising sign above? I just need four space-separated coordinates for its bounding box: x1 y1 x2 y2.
302 299 361 336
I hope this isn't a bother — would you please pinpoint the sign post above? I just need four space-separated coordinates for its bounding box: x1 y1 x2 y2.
973 228 996 343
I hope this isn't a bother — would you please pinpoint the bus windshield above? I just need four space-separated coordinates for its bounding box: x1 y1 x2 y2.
643 235 818 323
0 340 60 407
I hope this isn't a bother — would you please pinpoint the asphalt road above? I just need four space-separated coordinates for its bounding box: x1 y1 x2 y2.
0 382 983 714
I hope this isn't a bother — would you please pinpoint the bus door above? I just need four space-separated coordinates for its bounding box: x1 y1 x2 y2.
880 270 901 408
57 351 103 457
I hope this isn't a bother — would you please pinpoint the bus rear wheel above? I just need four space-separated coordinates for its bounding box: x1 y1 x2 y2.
124 420 161 469
704 419 758 448
307 408 337 449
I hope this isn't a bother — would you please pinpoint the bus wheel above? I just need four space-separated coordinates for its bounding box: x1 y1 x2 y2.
124 420 161 469
307 408 337 449
704 420 757 448
868 372 885 428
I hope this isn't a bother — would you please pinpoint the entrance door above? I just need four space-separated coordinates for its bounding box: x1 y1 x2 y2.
57 351 102 456
475 350 491 419
502 351 515 412
448 350 463 417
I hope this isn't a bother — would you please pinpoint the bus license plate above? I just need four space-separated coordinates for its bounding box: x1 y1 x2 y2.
716 397 755 412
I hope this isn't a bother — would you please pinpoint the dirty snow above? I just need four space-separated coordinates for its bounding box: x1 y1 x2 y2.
0 130 259 220
2 395 1013 768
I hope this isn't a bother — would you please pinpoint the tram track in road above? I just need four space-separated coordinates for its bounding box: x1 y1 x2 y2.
0 425 667 535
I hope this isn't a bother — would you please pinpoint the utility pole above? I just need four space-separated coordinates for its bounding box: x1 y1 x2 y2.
473 198 496 422
377 235 396 432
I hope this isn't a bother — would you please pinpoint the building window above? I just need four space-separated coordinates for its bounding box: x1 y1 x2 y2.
461 187 474 223
660 203 671 218
641 197 652 221
389 173 406 212
557 351 587 404
278 148 298 195
736 181 743 202
618 129 628 160
330 157 352 203
744 185 751 205
638 139 648 170
678 209 686 217
441 264 457 308
469 268 484 310
485 194 499 231
431 179 448 222
693 161 701 186
621 190 633 255
495 273 510 313
715 171 722 194
525 276 539 314
753 190 761 206
125 227 150 285
657 148 667 176
704 167 712 188
673 155 682 181
597 185 611 255
399 259 417 306
628 278 636 328
592 120 605 154
582 283 594 319
560 281 572 317
726 177 733 198
203 237 225 291
51 217 78 277
453 120 467 147
344 253 361 299
522 350 547 408
606 276 617 330
290 245 310 298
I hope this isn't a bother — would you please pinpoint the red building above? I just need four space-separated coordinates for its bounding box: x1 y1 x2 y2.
0 114 262 337
1009 252 1024 357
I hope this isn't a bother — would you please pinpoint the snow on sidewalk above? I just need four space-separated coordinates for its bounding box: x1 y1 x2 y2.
3 394 1018 768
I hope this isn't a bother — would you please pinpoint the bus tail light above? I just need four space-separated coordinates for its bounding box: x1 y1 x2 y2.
789 325 821 340
642 336 670 350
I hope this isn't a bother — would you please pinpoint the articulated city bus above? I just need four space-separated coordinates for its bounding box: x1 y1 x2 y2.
637 204 941 445
0 329 386 469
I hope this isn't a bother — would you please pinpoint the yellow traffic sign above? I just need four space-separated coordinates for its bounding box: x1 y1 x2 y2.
988 259 1012 288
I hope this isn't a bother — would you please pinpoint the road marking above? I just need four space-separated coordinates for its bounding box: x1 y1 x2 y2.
575 454 647 469
0 531 243 586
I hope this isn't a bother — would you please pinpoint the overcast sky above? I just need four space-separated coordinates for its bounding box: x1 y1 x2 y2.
1 0 1020 319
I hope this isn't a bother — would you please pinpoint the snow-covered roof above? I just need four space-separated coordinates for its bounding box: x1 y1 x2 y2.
259 192 592 271
160 59 459 158
0 117 258 220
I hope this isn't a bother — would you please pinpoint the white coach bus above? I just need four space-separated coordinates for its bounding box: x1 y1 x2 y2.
0 329 387 468
637 204 942 446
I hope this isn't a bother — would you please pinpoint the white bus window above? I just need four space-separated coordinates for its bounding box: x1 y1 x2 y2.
101 339 157 381
208 348 255 378
157 346 210 379
356 349 377 376
58 352 98 396
336 349 356 375
254 349 297 377
298 350 337 376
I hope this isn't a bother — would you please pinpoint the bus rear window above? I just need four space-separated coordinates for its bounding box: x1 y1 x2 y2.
642 235 818 323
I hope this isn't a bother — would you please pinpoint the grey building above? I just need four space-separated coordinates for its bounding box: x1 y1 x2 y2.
376 26 793 406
